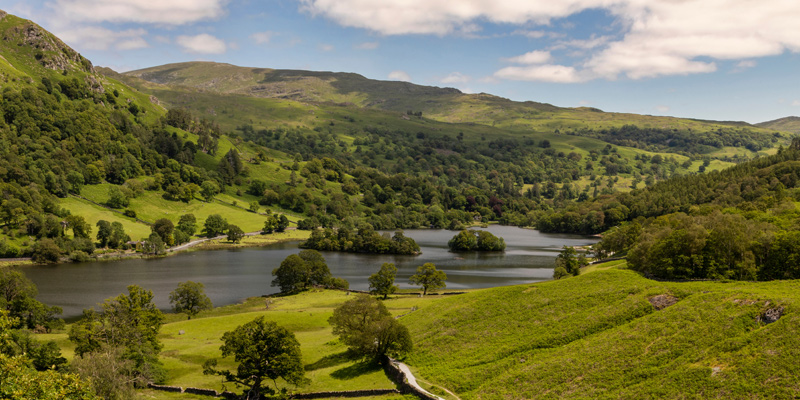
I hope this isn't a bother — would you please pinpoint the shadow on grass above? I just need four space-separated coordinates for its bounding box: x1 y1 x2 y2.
331 361 381 380
304 351 354 371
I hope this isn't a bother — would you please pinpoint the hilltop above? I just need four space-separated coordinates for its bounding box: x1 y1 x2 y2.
757 116 800 134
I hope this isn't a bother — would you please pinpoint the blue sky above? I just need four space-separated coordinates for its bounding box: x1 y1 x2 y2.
7 0 800 123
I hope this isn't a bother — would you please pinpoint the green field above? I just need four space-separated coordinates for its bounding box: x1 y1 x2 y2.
402 266 800 399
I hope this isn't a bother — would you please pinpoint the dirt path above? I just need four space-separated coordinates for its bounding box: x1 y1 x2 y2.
392 359 460 400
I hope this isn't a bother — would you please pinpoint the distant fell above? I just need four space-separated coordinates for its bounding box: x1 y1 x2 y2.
756 116 800 134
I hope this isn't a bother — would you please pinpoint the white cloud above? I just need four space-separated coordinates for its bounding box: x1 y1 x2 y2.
735 60 757 70
51 0 228 25
388 70 411 81
57 27 148 51
251 31 275 45
793 100 800 107
494 65 585 83
355 41 379 50
302 0 800 80
319 44 335 52
655 105 670 113
441 72 470 84
503 50 551 65
176 34 227 54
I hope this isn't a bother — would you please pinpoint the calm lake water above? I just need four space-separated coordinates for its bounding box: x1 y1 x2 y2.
22 226 597 317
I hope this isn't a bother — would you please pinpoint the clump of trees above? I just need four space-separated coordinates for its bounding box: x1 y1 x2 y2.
329 295 412 360
0 310 96 400
552 246 587 279
272 250 348 294
69 285 166 388
301 225 420 255
0 268 63 331
262 214 289 234
409 263 446 295
447 229 506 252
203 316 307 399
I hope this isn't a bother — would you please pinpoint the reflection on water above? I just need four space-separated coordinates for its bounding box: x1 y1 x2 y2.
22 226 596 317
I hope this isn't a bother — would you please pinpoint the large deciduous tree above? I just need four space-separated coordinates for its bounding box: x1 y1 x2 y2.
271 250 333 294
369 263 398 299
203 316 306 399
169 281 212 320
69 285 165 384
328 295 412 360
409 263 447 295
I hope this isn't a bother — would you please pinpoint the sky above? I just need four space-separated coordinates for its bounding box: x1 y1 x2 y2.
5 0 800 124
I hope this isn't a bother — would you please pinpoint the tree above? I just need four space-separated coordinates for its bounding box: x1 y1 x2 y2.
176 214 197 236
276 214 290 232
369 263 398 299
271 251 332 294
328 295 412 359
30 238 62 264
151 218 174 246
107 187 129 209
553 246 583 279
203 316 306 400
65 215 91 239
271 254 308 294
227 224 245 244
140 233 165 255
200 180 220 202
262 216 278 234
203 214 228 237
409 263 446 295
96 220 112 248
69 285 165 384
169 281 212 320
298 250 331 287
0 269 63 331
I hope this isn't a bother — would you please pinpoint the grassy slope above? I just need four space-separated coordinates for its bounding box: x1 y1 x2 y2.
43 290 451 398
402 267 800 399
757 116 800 135
121 62 783 156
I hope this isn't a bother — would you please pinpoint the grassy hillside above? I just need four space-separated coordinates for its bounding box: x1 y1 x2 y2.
121 62 786 159
757 116 800 135
402 266 800 399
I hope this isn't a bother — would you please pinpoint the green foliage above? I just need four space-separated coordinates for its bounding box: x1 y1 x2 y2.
329 294 412 360
96 220 130 249
271 250 334 294
301 226 420 255
31 238 62 263
68 285 165 385
553 246 585 279
447 229 506 252
0 268 64 331
0 352 98 400
151 218 174 246
140 233 166 255
169 281 212 320
70 347 136 400
176 213 197 236
200 180 220 202
369 263 398 299
202 214 228 237
3 329 67 371
409 263 446 295
226 224 245 243
203 316 307 399
106 187 130 209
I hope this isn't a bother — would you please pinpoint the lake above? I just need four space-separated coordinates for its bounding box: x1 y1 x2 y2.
22 226 597 317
